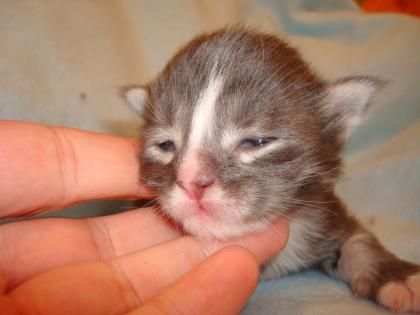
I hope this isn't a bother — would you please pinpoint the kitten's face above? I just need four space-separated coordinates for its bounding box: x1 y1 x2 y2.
128 29 380 239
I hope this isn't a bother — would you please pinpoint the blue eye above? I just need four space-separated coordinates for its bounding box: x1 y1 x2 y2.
239 137 277 149
157 140 175 152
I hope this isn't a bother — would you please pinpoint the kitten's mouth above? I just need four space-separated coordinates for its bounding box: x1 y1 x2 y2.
194 201 213 218
197 202 207 213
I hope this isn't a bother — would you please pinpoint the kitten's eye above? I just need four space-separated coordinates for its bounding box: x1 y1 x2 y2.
157 140 175 152
239 137 277 149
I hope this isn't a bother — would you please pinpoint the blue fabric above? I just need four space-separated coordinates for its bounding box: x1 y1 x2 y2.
1 1 419 313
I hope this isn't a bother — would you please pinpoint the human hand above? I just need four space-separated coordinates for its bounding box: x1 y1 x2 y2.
0 120 289 315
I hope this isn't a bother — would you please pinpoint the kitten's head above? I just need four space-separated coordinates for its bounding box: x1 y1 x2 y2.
125 28 382 239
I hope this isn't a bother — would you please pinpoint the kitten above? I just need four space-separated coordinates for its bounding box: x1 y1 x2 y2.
125 28 420 312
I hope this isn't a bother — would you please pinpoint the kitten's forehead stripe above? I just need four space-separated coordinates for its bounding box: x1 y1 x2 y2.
187 72 224 151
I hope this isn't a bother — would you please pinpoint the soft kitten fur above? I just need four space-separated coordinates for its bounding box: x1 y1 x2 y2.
125 28 420 312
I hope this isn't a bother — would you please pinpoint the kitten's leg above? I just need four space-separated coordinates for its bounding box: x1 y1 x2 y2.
323 222 420 312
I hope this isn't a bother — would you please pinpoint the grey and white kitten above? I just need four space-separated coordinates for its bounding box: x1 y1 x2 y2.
125 28 420 312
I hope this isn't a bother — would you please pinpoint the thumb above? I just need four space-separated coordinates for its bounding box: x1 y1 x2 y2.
127 246 259 315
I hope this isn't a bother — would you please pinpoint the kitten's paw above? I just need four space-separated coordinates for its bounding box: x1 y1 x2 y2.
377 272 420 313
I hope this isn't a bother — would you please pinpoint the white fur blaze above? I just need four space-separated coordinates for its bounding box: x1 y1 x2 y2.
188 74 224 150
178 150 201 187
177 72 223 191
378 272 420 313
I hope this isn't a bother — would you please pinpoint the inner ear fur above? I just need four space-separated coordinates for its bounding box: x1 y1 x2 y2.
121 85 148 116
322 76 385 141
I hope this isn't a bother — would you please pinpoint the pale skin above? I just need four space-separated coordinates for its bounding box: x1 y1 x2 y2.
0 120 289 315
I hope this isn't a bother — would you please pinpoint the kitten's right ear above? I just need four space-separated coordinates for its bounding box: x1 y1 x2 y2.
121 85 148 116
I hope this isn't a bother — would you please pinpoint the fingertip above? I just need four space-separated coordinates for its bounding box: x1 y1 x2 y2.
271 218 290 251
127 138 158 199
0 121 157 216
211 246 260 286
128 245 260 315
260 218 289 264
239 218 289 265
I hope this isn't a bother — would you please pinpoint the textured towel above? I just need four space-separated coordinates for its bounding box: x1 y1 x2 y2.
1 1 419 314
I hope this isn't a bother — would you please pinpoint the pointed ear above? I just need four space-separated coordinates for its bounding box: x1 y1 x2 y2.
323 76 385 140
120 85 148 116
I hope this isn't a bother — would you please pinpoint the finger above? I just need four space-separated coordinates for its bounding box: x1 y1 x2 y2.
7 242 258 315
0 208 180 291
128 246 259 315
104 219 287 304
7 219 287 314
0 295 19 315
8 245 258 315
7 237 206 315
0 275 19 315
1 207 286 291
203 218 289 264
8 260 137 315
0 120 153 217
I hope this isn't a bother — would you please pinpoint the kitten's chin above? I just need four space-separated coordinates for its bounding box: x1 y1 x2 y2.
163 185 270 239
181 215 270 240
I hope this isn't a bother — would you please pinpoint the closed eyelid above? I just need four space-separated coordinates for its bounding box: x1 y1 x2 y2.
221 127 282 150
239 139 285 151
144 127 182 146
237 140 289 164
238 137 279 149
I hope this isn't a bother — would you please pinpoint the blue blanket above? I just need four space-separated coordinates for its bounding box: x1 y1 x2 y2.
1 1 419 313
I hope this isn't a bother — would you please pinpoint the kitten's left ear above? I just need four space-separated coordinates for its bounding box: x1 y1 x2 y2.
323 76 385 140
121 85 148 116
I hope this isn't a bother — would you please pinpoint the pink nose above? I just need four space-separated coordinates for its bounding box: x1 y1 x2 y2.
177 176 215 201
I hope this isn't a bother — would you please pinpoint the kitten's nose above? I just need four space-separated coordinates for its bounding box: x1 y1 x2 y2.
177 176 215 201
195 176 215 190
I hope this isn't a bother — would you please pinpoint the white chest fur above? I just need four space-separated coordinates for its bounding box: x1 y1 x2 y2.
261 215 326 279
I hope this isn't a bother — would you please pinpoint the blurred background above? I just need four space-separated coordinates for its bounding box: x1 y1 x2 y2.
1 1 419 314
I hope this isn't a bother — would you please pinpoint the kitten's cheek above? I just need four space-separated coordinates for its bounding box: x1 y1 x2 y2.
163 187 193 220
